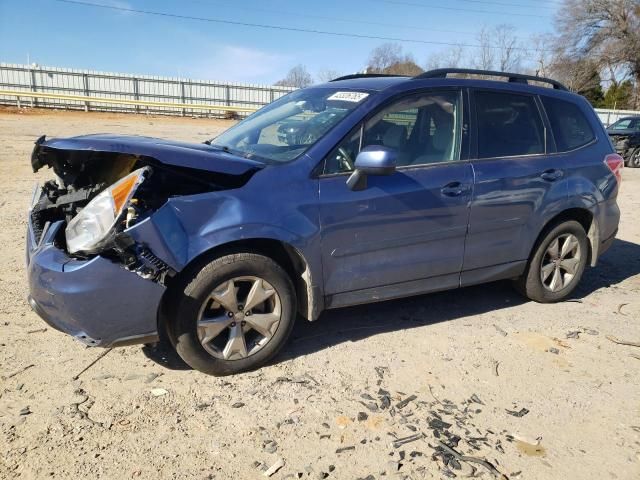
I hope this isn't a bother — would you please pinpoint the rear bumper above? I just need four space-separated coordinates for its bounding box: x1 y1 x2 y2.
26 220 164 347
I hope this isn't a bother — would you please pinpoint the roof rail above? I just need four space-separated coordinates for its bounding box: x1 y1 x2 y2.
330 73 409 82
414 68 568 91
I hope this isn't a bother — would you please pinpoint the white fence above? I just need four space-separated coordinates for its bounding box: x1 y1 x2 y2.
595 108 639 127
0 63 296 117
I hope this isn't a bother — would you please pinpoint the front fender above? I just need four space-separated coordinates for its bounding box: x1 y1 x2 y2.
127 191 318 271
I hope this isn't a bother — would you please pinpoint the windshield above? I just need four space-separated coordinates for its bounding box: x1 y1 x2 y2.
609 118 637 130
210 88 371 163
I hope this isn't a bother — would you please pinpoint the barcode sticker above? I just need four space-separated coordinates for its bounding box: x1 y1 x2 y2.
327 91 369 102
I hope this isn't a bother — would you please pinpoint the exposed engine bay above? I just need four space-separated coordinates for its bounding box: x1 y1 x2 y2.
30 135 260 284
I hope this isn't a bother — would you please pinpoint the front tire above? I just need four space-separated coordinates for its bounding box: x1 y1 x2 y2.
514 220 589 303
170 253 296 376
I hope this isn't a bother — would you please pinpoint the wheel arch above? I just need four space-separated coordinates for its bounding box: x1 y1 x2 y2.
158 237 321 344
531 207 598 267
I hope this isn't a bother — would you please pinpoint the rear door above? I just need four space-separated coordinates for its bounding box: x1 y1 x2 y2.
462 89 568 285
318 89 473 304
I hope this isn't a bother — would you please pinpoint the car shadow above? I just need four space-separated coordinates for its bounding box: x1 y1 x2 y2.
141 238 640 371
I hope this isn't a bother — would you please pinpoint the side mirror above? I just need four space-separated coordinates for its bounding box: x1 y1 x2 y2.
346 145 397 191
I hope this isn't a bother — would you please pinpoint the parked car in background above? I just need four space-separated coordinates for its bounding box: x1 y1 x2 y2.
607 116 640 168
26 69 622 375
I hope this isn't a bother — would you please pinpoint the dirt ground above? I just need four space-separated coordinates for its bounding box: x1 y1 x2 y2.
1 108 639 480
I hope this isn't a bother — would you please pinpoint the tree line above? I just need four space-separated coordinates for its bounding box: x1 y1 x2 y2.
275 0 640 110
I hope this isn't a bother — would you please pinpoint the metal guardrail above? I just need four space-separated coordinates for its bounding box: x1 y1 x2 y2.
0 63 295 117
0 89 259 113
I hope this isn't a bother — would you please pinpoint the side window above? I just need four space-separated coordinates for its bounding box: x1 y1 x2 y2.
323 91 461 174
475 91 545 159
541 96 595 152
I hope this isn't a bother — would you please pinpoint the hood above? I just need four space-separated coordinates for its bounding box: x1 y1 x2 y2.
33 134 264 176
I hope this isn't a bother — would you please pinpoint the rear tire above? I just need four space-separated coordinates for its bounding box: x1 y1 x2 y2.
514 220 589 303
170 253 296 376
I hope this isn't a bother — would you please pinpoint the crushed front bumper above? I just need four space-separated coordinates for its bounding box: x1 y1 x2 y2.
26 217 165 347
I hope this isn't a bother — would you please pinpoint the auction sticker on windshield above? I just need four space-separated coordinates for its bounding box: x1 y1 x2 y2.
327 91 369 102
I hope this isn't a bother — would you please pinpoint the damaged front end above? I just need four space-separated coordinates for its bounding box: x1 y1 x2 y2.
27 134 262 346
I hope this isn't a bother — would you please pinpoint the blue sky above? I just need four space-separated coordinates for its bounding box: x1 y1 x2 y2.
0 0 560 84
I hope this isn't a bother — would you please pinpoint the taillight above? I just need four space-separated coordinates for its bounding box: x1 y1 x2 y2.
605 153 624 184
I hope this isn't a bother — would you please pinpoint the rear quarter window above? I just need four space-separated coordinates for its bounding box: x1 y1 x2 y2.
541 96 595 152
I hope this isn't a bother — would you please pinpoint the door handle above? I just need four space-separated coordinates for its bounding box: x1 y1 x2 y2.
441 182 469 197
540 169 563 182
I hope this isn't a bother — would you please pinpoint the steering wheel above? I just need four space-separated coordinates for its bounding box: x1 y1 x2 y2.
337 147 355 172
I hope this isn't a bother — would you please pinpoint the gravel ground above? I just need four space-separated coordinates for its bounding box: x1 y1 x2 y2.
1 108 639 480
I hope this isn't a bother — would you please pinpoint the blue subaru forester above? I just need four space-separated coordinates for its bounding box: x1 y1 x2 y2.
27 69 623 375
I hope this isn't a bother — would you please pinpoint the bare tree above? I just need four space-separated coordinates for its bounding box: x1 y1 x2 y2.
367 43 424 75
316 68 342 83
367 43 403 73
275 65 313 88
555 0 640 106
426 45 466 70
494 24 522 71
473 27 496 71
528 34 554 77
549 55 603 93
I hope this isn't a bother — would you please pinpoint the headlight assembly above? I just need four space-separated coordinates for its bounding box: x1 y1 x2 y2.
65 167 149 255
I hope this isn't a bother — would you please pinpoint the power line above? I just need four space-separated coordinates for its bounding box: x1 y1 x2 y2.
51 0 554 52
179 0 479 37
373 0 551 18
421 0 560 9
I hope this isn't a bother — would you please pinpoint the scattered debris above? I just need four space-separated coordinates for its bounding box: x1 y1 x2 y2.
357 412 369 422
360 401 379 412
505 408 529 418
436 441 509 480
144 372 162 383
19 406 31 416
493 324 508 337
567 327 600 339
493 361 500 377
263 458 285 477
617 303 629 316
68 389 102 427
72 348 113 380
5 363 35 379
392 433 423 448
428 418 452 430
151 388 168 397
378 389 391 410
335 446 355 454
263 440 278 454
396 395 417 409
606 335 640 348
231 402 246 408
470 394 485 405
26 327 47 334
548 347 560 355
428 385 443 405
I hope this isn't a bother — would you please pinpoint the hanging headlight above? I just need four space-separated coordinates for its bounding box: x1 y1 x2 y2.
65 167 149 255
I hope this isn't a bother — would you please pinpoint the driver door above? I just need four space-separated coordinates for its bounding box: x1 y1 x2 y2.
318 89 473 307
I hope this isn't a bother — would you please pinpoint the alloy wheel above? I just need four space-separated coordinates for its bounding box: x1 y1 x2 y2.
196 276 282 360
540 233 581 292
